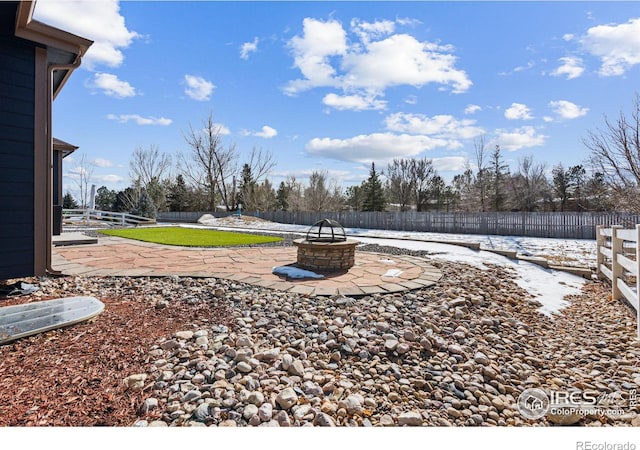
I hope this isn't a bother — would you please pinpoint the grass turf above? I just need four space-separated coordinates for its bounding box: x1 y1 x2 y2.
99 227 283 247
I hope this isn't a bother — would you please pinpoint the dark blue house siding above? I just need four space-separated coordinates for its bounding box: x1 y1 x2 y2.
0 4 37 279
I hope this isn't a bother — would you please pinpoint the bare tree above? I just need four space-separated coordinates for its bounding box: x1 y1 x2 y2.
410 157 436 212
232 147 276 209
304 171 343 211
74 153 95 208
129 144 172 186
179 113 237 211
129 145 172 211
386 158 414 211
246 146 276 182
509 156 550 211
284 176 305 212
474 134 489 212
583 93 640 211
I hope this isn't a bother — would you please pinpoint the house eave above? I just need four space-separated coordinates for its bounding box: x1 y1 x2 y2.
15 1 93 97
15 1 93 55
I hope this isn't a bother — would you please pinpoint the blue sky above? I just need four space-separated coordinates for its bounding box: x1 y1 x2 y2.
34 1 640 196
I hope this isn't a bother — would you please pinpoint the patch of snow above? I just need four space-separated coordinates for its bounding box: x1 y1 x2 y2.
272 266 324 280
382 269 403 278
197 214 216 225
379 259 396 265
354 237 584 317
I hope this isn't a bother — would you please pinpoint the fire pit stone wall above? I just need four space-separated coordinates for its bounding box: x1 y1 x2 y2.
293 238 359 271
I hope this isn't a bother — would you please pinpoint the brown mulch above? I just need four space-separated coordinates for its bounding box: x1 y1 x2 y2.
0 285 234 427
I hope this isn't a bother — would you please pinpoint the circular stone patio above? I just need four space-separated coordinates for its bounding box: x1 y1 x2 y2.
52 236 442 297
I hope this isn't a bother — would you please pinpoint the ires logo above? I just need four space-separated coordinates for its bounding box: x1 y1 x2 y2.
517 388 628 420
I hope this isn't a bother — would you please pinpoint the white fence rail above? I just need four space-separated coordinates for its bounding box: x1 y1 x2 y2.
62 209 156 226
596 224 640 338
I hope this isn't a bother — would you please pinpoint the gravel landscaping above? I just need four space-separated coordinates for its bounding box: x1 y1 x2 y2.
2 246 638 427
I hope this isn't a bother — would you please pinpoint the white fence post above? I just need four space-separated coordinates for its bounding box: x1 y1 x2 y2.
611 225 623 301
636 224 640 339
596 225 604 280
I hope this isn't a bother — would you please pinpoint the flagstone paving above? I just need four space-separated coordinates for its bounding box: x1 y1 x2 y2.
52 236 441 296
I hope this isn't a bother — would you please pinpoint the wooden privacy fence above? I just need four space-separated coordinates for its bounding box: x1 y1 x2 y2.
596 225 640 338
159 211 640 240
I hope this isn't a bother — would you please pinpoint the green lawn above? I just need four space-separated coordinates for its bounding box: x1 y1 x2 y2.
99 227 283 247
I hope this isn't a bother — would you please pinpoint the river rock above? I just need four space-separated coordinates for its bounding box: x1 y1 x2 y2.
276 387 298 409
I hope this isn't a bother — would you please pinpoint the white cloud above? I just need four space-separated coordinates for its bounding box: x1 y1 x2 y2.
384 113 484 143
514 61 535 72
499 61 535 76
34 0 140 70
396 17 422 28
322 93 387 111
93 174 126 184
548 100 589 119
240 37 259 60
91 158 114 168
432 156 468 173
213 123 231 135
504 103 533 120
581 17 640 76
341 34 472 94
107 114 172 126
285 17 471 101
306 132 448 164
551 56 585 80
350 18 395 43
464 104 482 115
184 75 215 101
66 166 90 178
563 33 575 42
404 95 418 105
493 126 546 151
255 126 278 139
285 18 348 94
89 73 136 98
272 168 353 181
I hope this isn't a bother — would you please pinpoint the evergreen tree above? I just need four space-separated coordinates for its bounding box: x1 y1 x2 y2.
62 191 79 209
168 174 190 212
362 162 386 211
276 181 289 211
345 185 364 211
552 163 574 211
428 175 447 210
113 187 137 212
237 163 256 210
94 186 116 211
133 188 157 219
145 176 167 212
489 145 509 211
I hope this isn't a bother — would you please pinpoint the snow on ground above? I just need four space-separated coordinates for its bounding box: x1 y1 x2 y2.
354 237 585 317
189 216 597 268
186 216 590 317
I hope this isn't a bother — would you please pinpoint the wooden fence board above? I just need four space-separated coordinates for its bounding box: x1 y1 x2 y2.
158 211 640 240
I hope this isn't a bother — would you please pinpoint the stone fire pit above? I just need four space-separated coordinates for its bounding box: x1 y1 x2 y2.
293 219 359 272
